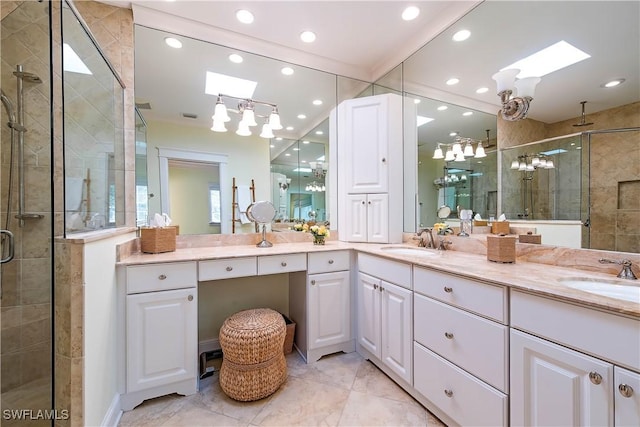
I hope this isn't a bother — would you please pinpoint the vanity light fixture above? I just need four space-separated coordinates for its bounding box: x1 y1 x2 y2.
211 93 282 139
305 181 325 192
492 68 541 121
510 153 555 172
433 136 487 161
309 161 327 179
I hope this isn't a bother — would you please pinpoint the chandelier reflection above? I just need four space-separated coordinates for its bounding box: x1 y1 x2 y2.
305 181 325 192
308 161 327 179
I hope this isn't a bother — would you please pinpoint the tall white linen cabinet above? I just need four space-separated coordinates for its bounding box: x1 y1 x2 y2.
331 92 416 243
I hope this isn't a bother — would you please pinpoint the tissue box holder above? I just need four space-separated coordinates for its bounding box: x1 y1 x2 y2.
487 235 516 263
491 221 510 235
140 227 176 253
519 233 541 244
474 220 488 226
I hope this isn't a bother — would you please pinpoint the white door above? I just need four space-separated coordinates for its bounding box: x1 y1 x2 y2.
343 95 389 194
380 281 412 384
357 272 381 358
127 288 197 393
345 194 367 242
510 329 613 427
367 193 389 243
615 366 640 427
308 271 351 350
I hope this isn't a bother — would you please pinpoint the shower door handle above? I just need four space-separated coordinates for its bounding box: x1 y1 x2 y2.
0 229 15 264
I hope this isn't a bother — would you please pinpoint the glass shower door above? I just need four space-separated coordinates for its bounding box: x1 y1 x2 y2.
1 1 53 425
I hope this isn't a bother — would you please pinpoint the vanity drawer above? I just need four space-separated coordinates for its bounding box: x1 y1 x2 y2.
198 257 257 281
308 250 350 274
414 342 507 427
126 262 197 294
413 266 507 323
414 294 508 392
358 253 411 289
258 253 307 275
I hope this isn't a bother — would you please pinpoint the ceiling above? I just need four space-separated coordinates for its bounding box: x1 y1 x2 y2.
105 0 639 161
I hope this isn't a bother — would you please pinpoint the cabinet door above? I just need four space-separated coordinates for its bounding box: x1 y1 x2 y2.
127 288 197 393
366 193 389 243
510 329 613 427
357 272 381 358
308 271 351 350
380 281 412 384
615 366 640 427
345 194 368 242
343 95 389 194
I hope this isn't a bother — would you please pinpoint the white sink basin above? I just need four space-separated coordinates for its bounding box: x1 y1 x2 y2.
558 278 640 303
380 246 438 257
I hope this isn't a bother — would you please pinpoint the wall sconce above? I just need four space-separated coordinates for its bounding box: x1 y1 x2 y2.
278 177 292 191
308 161 327 179
433 136 486 162
211 93 283 138
510 154 554 172
491 68 541 121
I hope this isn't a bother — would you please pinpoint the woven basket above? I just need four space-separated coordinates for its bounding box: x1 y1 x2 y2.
140 227 176 253
282 314 295 354
219 308 287 401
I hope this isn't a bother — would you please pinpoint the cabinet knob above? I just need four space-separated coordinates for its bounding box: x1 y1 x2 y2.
187 295 193 302
373 284 378 290
381 158 386 163
226 266 233 271
619 383 634 398
380 286 384 292
444 332 454 339
281 262 287 267
589 371 603 385
328 259 334 264
368 201 371 205
362 201 365 205
311 280 316 286
444 389 453 398
444 286 453 293
158 274 167 280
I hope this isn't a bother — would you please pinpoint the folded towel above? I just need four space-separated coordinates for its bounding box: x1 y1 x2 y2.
236 185 252 224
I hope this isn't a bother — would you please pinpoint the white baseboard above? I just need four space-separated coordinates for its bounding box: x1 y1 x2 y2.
101 393 122 427
199 338 220 355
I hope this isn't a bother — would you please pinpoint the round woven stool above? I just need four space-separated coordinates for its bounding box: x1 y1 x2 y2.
219 308 287 401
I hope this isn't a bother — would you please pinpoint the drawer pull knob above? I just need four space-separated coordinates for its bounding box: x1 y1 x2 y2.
158 274 167 280
619 384 634 398
226 266 233 271
444 389 453 398
281 262 287 267
380 286 384 292
589 372 603 385
187 295 193 302
362 201 365 205
444 332 454 339
328 260 334 264
311 280 316 286
444 286 453 293
382 157 386 163
373 284 378 290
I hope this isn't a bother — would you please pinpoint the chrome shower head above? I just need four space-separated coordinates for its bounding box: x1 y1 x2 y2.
573 101 594 127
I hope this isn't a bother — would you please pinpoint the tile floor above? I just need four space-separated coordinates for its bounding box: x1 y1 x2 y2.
118 351 446 426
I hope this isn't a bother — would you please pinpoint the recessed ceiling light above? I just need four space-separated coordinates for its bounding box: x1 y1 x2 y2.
236 9 254 24
437 105 448 111
270 144 275 148
204 71 257 98
281 67 294 76
449 132 458 136
452 30 471 42
297 114 306 119
301 160 307 163
315 131 324 135
602 78 625 88
312 99 323 106
446 78 459 85
164 37 182 49
414 99 421 104
228 54 243 63
502 40 590 78
286 126 294 131
285 153 291 157
417 116 434 126
302 140 310 144
275 137 283 141
462 111 473 116
293 147 300 151
476 87 489 94
402 6 420 21
300 31 316 43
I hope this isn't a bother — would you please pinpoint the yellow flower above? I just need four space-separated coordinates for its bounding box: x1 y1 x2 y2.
302 223 309 231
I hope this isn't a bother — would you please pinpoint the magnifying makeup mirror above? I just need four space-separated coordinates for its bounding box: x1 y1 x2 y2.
246 200 277 247
437 205 451 219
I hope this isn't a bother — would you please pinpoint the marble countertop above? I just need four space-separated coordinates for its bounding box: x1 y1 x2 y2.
118 241 640 318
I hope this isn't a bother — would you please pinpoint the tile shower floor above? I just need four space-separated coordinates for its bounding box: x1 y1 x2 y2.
118 351 446 426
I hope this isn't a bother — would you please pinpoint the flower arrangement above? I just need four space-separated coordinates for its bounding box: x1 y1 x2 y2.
292 223 308 232
433 222 453 235
309 224 330 245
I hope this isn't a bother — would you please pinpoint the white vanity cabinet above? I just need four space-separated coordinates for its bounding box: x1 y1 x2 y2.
335 93 404 243
412 266 508 427
290 250 354 363
511 290 640 427
121 262 198 411
356 254 413 384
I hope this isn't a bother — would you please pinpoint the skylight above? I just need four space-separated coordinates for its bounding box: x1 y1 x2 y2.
417 116 434 127
540 148 568 156
204 71 257 99
63 43 92 75
502 41 590 78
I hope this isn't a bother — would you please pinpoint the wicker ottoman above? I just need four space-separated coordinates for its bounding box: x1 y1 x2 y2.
219 308 287 401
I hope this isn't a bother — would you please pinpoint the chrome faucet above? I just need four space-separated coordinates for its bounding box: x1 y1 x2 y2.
415 228 436 249
599 258 638 280
437 237 452 251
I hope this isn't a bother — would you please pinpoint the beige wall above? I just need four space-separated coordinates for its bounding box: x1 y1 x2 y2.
168 163 219 235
